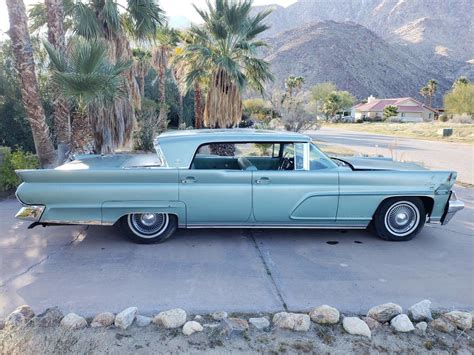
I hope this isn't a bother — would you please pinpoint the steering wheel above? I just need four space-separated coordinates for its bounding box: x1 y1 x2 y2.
279 157 294 170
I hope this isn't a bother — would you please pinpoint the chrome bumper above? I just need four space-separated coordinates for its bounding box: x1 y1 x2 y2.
441 192 464 225
15 205 45 222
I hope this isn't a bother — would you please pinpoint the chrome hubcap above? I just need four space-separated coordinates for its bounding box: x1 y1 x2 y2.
384 202 420 237
128 213 169 238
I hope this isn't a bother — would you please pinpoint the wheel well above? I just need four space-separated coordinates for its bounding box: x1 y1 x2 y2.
375 196 434 217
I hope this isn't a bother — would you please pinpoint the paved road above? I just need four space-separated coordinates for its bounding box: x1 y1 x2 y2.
310 128 474 185
1 187 473 318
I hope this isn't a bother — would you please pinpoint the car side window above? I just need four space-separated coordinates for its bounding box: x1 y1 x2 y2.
192 142 283 170
309 143 336 170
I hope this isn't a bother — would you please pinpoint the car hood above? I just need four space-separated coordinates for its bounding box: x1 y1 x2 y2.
332 156 426 171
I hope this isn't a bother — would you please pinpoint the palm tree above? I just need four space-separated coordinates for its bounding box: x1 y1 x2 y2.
36 0 165 152
151 26 180 123
132 48 152 98
426 79 437 107
452 76 469 89
420 86 430 105
44 39 131 154
45 0 71 162
178 0 273 128
285 76 305 97
6 0 56 167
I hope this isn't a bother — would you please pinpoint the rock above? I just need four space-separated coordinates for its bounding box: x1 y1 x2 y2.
36 307 64 327
194 315 204 322
293 314 311 331
408 300 432 321
91 312 115 328
135 315 152 327
416 321 428 332
309 305 340 324
60 313 87 330
367 303 402 323
343 317 371 338
431 318 456 333
273 312 310 331
5 305 35 328
115 307 137 330
249 317 270 330
0 319 5 330
220 317 249 337
182 321 203 336
443 311 472 330
362 316 381 330
153 309 187 329
211 311 228 321
391 314 415 332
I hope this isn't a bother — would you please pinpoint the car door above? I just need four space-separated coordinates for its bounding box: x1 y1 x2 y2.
252 142 339 224
179 143 252 225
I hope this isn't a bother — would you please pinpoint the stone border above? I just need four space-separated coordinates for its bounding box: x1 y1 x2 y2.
1 300 472 339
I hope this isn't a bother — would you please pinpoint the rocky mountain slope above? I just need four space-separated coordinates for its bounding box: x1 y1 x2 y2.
262 21 451 103
254 0 473 105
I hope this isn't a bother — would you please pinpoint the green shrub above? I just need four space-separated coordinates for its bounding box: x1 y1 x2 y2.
0 150 40 190
439 114 449 122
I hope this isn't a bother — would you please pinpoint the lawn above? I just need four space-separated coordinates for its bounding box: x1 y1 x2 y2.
323 122 474 144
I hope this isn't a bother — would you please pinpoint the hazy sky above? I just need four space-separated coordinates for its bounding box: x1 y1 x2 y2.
0 0 297 33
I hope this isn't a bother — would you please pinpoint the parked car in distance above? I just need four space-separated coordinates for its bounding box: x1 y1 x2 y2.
15 129 463 243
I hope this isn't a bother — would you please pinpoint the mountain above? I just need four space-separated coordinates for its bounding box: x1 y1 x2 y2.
253 0 473 105
256 0 474 62
262 21 451 104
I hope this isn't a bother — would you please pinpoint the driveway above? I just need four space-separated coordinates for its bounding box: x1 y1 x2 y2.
310 127 474 185
1 186 473 318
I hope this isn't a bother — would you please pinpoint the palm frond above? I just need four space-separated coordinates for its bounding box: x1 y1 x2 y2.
72 2 101 39
127 0 166 39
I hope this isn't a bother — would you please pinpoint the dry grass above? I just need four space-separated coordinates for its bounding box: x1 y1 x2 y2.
324 122 474 144
315 141 357 156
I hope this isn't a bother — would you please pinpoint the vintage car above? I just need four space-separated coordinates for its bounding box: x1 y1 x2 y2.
15 129 464 243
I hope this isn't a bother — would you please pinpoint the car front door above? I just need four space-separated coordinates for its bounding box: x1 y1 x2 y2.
252 142 339 225
179 143 252 225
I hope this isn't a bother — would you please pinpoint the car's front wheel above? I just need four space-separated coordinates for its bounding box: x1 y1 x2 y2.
120 213 177 244
372 197 425 241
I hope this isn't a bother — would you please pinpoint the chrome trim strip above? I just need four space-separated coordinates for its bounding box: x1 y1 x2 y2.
185 224 368 229
15 205 45 222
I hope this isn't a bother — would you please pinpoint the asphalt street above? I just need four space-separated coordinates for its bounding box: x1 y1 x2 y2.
1 186 472 318
310 127 474 185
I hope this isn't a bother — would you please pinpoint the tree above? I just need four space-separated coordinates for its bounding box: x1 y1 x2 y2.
308 82 336 117
426 79 437 107
383 105 399 120
444 83 474 117
322 92 342 120
45 0 70 162
36 0 166 152
132 48 152 98
178 0 273 128
151 26 180 124
419 85 430 105
6 0 56 167
452 76 469 89
44 39 131 153
285 75 304 97
272 91 315 132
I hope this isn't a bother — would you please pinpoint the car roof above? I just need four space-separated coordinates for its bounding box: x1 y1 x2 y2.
156 129 311 168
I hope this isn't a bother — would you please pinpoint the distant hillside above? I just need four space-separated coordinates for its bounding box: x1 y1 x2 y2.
262 21 451 105
255 0 474 62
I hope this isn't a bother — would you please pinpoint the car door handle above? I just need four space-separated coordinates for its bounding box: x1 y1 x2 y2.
181 176 197 184
255 177 271 184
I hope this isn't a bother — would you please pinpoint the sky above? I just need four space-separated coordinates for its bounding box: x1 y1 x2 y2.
0 0 297 33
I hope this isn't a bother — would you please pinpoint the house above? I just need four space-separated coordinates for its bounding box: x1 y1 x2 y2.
352 96 437 122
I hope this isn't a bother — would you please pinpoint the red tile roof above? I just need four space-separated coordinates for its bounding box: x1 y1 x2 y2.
354 97 436 113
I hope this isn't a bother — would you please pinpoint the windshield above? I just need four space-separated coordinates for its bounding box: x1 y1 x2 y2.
309 143 337 170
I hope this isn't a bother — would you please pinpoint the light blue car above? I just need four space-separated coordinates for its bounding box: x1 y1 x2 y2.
15 129 463 243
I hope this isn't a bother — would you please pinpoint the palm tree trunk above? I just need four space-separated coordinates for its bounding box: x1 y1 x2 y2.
194 83 203 129
159 50 166 105
6 0 56 168
45 0 71 163
139 71 145 97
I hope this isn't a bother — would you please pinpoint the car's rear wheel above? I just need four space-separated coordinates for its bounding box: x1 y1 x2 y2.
372 197 425 241
120 213 177 244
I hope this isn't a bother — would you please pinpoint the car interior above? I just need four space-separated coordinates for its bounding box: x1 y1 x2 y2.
191 142 296 171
